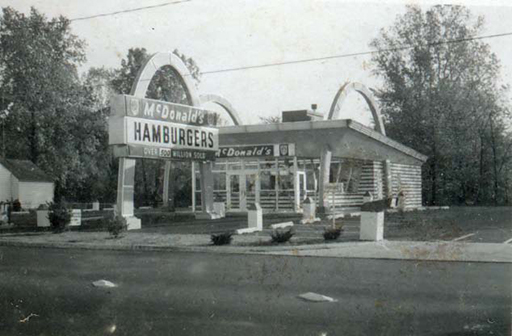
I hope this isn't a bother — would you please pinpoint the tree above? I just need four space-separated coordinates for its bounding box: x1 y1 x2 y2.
0 7 121 203
0 7 104 202
0 7 86 163
259 115 281 124
370 5 511 205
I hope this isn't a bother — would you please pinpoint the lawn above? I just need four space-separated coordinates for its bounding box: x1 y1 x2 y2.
384 206 512 242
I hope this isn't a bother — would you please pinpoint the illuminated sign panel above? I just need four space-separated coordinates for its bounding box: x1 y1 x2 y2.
216 144 295 158
109 94 219 161
113 94 218 126
126 117 218 151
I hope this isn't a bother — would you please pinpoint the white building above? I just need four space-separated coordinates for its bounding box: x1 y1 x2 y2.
0 158 55 209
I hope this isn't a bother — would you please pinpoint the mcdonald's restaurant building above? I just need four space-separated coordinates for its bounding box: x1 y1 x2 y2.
192 109 428 213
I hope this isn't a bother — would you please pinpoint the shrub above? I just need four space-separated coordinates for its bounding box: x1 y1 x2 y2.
210 232 233 246
12 199 21 212
323 226 342 240
270 228 294 243
107 214 128 238
48 201 71 233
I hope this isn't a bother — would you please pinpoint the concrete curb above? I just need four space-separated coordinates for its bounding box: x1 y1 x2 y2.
0 239 510 263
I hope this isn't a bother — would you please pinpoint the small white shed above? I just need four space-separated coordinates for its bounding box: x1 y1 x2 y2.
0 158 55 209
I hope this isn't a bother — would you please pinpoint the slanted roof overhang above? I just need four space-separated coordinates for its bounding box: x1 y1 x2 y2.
219 119 428 165
0 158 54 183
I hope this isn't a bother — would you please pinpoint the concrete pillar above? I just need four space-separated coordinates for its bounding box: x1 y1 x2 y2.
318 148 332 213
293 156 300 212
116 158 141 230
197 161 215 219
240 161 247 211
256 159 261 205
275 158 279 211
92 201 100 211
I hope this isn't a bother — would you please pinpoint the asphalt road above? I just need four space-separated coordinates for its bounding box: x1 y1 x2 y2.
0 247 510 336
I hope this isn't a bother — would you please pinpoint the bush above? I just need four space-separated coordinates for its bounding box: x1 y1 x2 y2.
107 214 128 238
12 199 21 212
210 232 233 246
270 228 294 243
48 201 71 233
323 226 342 240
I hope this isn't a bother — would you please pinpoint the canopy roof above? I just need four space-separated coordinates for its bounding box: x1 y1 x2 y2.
219 119 427 165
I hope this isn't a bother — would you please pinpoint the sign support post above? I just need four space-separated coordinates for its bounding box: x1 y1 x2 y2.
116 158 140 229
109 52 220 228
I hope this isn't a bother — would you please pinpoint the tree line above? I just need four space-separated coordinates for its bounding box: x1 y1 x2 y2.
371 5 512 205
0 5 511 207
0 7 197 207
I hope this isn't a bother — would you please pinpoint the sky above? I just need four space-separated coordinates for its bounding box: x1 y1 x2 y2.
2 0 512 126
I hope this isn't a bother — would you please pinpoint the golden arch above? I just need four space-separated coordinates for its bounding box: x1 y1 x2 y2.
119 52 214 217
130 52 200 105
327 82 386 136
200 94 243 126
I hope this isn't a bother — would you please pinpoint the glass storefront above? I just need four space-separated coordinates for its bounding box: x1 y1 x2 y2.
193 157 371 212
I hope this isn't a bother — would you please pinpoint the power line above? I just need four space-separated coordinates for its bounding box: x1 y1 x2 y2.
199 31 512 75
70 0 191 22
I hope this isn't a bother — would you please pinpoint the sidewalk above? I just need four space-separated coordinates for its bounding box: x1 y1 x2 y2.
0 230 510 263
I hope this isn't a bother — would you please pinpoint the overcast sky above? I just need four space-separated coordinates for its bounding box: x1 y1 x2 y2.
2 0 512 125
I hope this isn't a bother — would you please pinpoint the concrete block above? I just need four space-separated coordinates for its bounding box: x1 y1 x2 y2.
92 201 100 211
126 216 141 230
36 210 50 227
359 211 384 241
270 221 294 229
300 217 321 224
236 227 260 235
248 203 263 230
213 202 226 218
195 212 222 220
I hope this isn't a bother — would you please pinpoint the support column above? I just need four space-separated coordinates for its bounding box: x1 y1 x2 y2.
197 161 215 219
162 161 174 209
256 159 261 205
275 158 279 211
384 160 393 198
293 156 300 212
191 161 196 212
240 160 247 211
318 147 332 213
116 158 141 230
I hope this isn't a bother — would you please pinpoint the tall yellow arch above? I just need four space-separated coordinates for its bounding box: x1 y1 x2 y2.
200 94 243 126
327 82 386 136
